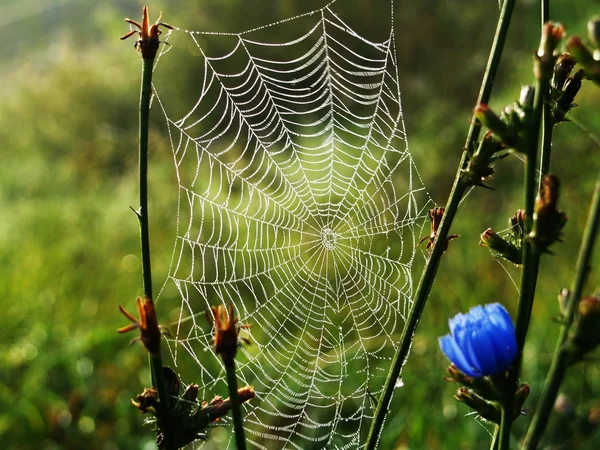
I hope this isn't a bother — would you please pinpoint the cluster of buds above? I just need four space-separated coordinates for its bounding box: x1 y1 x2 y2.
566 18 600 85
480 209 525 265
530 175 568 251
131 366 256 449
474 85 535 154
565 294 600 365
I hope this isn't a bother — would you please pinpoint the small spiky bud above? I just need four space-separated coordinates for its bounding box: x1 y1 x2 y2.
552 53 577 91
480 228 522 265
475 104 524 152
510 209 526 241
118 296 163 354
454 387 500 423
536 23 565 81
566 296 600 364
531 175 568 250
121 6 173 60
567 36 600 84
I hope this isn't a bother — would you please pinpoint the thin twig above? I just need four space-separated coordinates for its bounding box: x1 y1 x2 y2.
363 1 516 448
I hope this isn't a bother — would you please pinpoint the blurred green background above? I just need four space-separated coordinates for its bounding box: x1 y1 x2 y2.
0 0 598 449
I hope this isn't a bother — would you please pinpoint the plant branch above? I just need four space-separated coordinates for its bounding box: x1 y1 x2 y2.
138 55 175 450
522 171 600 449
363 1 516 448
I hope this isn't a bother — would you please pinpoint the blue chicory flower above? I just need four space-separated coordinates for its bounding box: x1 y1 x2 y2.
439 303 517 378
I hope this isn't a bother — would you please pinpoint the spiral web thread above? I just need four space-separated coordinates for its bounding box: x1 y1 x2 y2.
154 0 432 447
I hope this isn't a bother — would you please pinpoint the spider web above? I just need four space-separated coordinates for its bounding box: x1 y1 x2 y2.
153 0 432 447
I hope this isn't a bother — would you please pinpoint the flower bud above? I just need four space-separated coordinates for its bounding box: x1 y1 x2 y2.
131 387 160 414
554 393 575 417
552 53 577 91
454 387 500 424
163 366 182 397
531 175 568 250
182 384 199 402
558 288 570 315
567 296 600 364
439 303 517 378
480 228 522 265
566 36 600 84
465 132 507 189
567 36 595 65
510 209 526 241
518 85 535 110
588 404 600 428
475 104 524 152
536 23 565 80
553 69 584 123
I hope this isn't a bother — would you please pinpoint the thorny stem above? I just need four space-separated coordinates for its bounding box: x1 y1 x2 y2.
225 361 247 450
522 171 600 449
363 1 516 448
138 57 174 449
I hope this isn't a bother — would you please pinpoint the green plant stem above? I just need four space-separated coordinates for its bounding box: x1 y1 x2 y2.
139 60 154 303
363 1 516 448
491 425 500 450
539 109 553 180
498 404 513 450
539 0 552 182
522 171 600 449
138 57 174 450
225 361 247 450
515 50 551 356
541 0 549 26
506 25 553 449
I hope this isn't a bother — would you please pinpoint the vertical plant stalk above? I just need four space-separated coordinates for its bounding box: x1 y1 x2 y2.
138 56 175 450
121 8 176 448
225 361 247 450
539 0 553 181
363 1 516 448
501 19 557 450
209 304 250 449
522 171 600 449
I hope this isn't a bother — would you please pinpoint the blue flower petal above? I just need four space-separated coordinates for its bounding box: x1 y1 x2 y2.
439 303 517 377
450 318 481 375
439 335 479 377
473 323 503 375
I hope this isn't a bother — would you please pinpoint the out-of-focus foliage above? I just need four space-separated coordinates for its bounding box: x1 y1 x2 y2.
0 0 598 449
